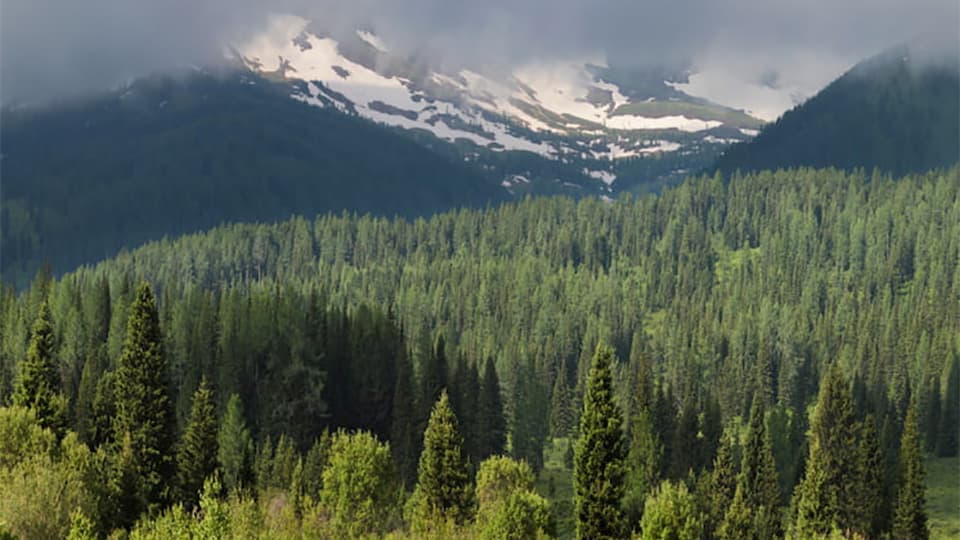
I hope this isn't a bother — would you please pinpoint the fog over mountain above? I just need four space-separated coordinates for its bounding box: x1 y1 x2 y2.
2 0 957 105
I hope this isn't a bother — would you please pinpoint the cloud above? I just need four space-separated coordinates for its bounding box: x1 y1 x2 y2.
2 0 957 104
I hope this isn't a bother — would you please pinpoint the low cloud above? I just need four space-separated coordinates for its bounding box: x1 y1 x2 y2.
2 0 957 104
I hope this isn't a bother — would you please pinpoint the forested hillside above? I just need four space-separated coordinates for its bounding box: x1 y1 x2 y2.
1 167 958 538
714 44 959 177
0 70 505 286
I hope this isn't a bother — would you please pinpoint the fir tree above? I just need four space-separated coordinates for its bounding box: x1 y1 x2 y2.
12 301 64 431
795 365 860 536
477 357 506 460
623 348 661 528
574 343 627 539
176 378 219 509
410 390 474 531
855 415 885 538
704 429 737 536
217 393 253 494
113 282 176 508
893 400 929 540
720 395 781 539
550 359 576 438
391 346 420 487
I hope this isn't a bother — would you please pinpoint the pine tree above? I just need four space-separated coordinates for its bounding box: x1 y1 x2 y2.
550 360 576 438
707 430 738 538
574 343 627 539
12 301 64 431
391 347 419 487
795 365 860 536
623 348 661 528
855 415 884 538
218 393 253 494
113 282 176 508
720 395 781 539
938 358 959 457
410 390 474 531
176 378 219 509
893 400 929 540
477 357 506 460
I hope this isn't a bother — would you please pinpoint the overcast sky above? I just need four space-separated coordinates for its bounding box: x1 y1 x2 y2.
2 0 957 104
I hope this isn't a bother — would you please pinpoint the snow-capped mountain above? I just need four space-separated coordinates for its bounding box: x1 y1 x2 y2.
234 14 809 192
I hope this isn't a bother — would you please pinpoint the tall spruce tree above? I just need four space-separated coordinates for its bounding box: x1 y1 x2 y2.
550 359 577 438
410 390 474 531
391 346 420 487
217 393 253 494
477 357 506 460
855 414 885 538
113 282 177 508
12 301 64 431
176 378 219 509
893 400 929 540
623 347 661 528
720 395 781 539
795 365 860 536
707 430 738 538
574 343 627 539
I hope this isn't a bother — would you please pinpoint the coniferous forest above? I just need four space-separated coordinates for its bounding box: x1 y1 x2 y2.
1 167 959 538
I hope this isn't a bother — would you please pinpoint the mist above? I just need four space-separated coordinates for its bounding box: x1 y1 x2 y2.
2 0 957 105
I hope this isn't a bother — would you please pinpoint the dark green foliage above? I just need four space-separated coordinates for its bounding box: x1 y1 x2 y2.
12 302 63 431
113 283 176 508
939 358 959 457
511 357 550 472
391 346 420 487
217 394 253 494
550 359 577 438
855 415 885 538
302 430 331 501
794 365 861 536
176 379 219 509
574 343 627 539
706 431 738 537
623 348 662 529
112 431 143 531
715 44 959 177
411 390 474 530
477 357 506 461
893 401 929 540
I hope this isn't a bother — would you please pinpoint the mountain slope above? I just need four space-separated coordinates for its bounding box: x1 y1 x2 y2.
713 44 960 177
0 69 505 284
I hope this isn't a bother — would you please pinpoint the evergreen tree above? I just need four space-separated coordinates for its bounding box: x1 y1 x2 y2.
89 371 116 447
669 397 701 479
550 360 576 438
12 301 64 431
893 401 929 540
112 431 143 531
410 390 474 531
511 357 549 472
217 393 253 494
720 395 781 539
938 358 959 457
855 415 885 538
574 343 627 539
391 347 419 487
113 282 176 508
623 348 661 528
302 429 331 500
699 428 733 533
176 378 219 509
477 357 506 460
795 365 860 536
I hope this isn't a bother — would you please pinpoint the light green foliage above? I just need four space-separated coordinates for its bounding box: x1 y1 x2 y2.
217 394 253 494
574 344 627 539
637 480 704 540
926 457 960 539
319 430 400 537
66 510 97 540
0 406 56 469
474 456 553 539
12 302 65 432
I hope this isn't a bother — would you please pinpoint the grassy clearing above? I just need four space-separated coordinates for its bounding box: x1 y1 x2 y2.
927 456 960 539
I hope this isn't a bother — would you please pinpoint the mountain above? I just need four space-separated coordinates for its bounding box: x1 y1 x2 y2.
0 69 506 284
713 43 960 176
234 14 786 192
